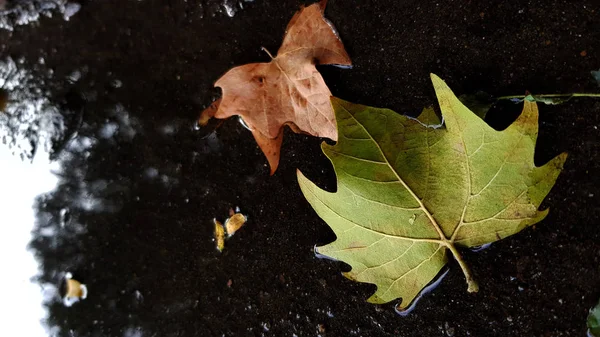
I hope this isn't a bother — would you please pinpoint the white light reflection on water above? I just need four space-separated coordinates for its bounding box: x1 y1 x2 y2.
0 0 80 31
0 145 59 336
0 55 62 336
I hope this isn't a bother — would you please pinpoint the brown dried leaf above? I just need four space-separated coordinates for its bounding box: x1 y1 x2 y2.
200 0 351 174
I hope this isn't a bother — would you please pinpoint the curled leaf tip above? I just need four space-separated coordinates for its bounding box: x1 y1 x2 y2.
318 0 328 12
198 98 221 127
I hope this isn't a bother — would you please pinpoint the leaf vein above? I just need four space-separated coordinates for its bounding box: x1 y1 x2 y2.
379 245 444 299
356 241 416 277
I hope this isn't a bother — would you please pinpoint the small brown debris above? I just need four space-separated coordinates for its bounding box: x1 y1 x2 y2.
227 279 233 288
318 323 326 334
0 89 8 112
581 50 588 57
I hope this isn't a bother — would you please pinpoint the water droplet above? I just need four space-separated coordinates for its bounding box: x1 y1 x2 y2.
64 3 81 21
444 322 455 337
144 167 159 179
313 245 339 262
66 70 81 83
238 116 252 131
222 0 237 17
470 242 492 252
59 207 70 227
109 79 122 89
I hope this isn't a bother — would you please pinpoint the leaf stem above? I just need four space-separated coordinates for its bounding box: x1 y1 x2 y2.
444 242 479 293
260 47 275 59
497 93 600 100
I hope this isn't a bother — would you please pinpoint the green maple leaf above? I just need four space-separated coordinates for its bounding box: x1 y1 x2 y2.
297 74 567 310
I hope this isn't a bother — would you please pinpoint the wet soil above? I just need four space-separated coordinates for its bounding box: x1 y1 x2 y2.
1 0 600 336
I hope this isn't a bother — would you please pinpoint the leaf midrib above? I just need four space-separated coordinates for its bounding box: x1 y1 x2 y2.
338 105 449 245
303 183 441 245
271 55 334 134
449 126 529 242
332 101 479 293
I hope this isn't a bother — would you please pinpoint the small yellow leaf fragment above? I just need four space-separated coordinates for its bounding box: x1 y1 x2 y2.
214 219 226 252
63 272 88 307
225 212 247 237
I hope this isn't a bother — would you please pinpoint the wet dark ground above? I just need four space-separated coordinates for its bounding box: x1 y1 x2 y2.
1 0 600 336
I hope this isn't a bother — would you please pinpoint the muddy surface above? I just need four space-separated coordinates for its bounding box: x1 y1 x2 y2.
1 0 599 336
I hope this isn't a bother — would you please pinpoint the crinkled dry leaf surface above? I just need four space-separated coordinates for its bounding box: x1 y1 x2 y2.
297 74 567 310
200 0 351 174
225 213 247 237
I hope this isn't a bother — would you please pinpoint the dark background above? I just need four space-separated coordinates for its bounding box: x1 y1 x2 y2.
1 0 599 336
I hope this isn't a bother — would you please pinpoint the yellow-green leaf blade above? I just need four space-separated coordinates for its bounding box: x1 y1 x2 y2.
298 74 566 310
297 170 447 309
429 75 567 247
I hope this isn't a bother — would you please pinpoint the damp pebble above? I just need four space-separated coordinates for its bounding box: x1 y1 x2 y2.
318 323 326 334
444 322 455 337
110 79 122 89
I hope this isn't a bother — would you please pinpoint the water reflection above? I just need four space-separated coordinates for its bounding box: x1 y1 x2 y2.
0 0 80 31
4 54 247 335
0 57 65 161
29 98 151 335
0 56 158 336
0 57 60 336
0 145 58 337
